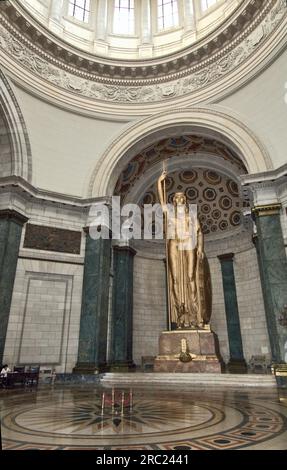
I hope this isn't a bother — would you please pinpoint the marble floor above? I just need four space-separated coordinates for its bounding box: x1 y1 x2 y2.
1 385 287 450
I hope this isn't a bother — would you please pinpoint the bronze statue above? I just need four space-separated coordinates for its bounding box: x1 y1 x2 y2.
158 169 212 330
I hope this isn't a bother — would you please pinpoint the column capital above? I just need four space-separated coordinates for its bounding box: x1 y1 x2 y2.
0 209 28 225
83 225 112 239
113 245 137 257
252 204 282 217
218 253 234 262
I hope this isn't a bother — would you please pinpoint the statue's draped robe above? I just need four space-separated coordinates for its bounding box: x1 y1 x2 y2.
166 213 212 328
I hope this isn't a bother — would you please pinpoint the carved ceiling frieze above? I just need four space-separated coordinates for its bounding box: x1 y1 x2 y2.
0 0 286 105
0 0 270 80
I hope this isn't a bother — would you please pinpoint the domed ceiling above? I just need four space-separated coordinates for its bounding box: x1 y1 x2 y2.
18 0 243 60
140 168 249 236
1 0 285 115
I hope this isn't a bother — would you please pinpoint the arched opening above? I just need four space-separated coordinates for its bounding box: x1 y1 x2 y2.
104 115 270 368
89 107 272 198
0 110 13 177
0 71 32 181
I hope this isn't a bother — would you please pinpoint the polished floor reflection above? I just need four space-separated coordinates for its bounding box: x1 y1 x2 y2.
1 385 287 450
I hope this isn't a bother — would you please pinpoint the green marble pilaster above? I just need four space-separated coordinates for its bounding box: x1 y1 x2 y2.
74 230 111 373
253 205 287 364
0 210 28 363
218 253 247 373
110 245 136 370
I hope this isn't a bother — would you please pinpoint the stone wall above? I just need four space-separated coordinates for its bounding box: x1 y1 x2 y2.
3 257 83 373
13 84 127 198
208 256 229 361
233 248 270 360
2 200 85 373
133 254 167 366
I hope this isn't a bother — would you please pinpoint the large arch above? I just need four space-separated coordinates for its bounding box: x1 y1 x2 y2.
0 70 32 182
88 106 273 198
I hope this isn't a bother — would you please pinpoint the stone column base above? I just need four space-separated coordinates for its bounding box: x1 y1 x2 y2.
227 358 247 374
154 330 223 373
73 363 108 374
109 361 136 372
272 363 287 388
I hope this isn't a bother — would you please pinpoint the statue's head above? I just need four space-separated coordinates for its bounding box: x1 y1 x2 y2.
173 192 187 206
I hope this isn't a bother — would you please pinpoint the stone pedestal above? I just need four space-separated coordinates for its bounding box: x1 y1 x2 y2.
154 330 222 373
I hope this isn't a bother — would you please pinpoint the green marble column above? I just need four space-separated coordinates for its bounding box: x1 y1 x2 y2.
0 210 28 364
163 258 170 331
110 245 136 370
74 230 111 373
253 205 287 364
218 253 247 373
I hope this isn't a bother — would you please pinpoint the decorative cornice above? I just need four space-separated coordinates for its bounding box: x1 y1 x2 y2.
0 175 111 209
240 164 287 203
0 0 286 110
252 204 282 217
0 208 28 225
241 163 287 186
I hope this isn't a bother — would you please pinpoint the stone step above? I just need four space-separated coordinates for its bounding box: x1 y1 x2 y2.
100 373 276 387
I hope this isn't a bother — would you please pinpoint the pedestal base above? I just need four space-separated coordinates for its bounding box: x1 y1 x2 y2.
154 330 223 373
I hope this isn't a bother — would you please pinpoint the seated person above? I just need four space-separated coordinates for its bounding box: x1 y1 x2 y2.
1 364 11 377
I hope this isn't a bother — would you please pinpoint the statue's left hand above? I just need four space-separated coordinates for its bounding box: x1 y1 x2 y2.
197 250 204 260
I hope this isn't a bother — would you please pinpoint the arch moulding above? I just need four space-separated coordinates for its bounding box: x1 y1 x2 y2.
88 107 273 198
0 70 32 182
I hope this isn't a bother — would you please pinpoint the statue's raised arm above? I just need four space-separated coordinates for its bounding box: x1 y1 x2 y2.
157 170 168 213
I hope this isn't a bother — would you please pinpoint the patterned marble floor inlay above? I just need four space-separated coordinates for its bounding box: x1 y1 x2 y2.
1 385 287 450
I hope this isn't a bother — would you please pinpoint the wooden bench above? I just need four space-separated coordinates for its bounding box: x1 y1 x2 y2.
1 371 39 388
